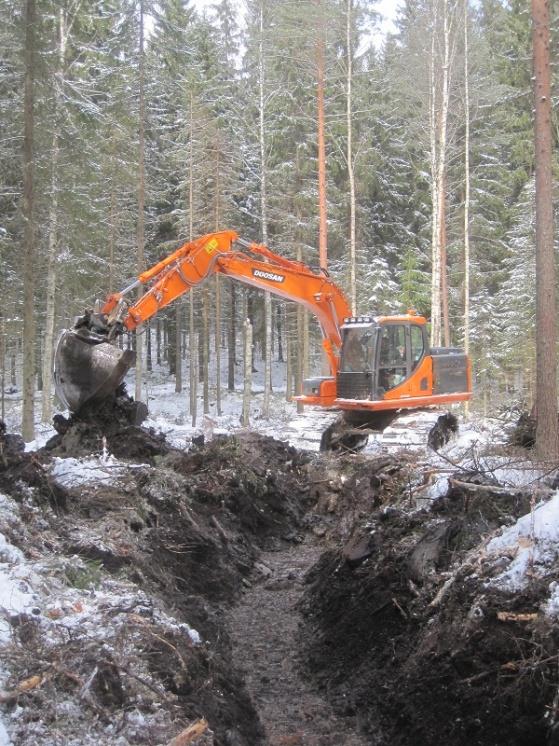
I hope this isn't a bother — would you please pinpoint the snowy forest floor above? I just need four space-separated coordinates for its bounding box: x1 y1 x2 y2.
2 378 559 745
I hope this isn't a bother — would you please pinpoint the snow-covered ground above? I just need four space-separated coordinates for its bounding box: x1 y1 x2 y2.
0 485 201 745
486 491 559 600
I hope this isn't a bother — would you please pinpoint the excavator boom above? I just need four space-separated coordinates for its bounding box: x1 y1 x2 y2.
54 229 471 423
54 231 351 411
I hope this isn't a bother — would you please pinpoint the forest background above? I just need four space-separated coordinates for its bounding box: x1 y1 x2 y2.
0 0 554 439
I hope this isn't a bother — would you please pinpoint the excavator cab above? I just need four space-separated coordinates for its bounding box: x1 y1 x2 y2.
335 312 470 411
337 316 429 400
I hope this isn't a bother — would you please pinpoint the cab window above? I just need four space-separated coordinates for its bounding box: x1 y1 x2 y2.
410 325 424 369
378 325 407 391
340 327 374 372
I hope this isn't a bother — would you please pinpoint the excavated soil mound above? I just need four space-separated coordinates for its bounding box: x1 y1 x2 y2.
45 386 168 464
299 473 557 746
1 417 311 745
0 419 68 509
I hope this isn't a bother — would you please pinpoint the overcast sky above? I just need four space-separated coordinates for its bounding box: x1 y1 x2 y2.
190 0 401 46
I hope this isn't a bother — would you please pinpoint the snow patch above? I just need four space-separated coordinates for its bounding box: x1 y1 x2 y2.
49 454 142 488
486 491 559 596
0 718 12 746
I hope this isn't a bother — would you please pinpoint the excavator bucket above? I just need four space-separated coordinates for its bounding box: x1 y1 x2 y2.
54 329 135 413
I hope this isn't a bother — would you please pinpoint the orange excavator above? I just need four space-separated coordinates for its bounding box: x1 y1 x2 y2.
54 230 471 434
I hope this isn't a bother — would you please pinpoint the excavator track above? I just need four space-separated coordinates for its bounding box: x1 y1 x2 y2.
278 409 340 452
279 408 458 454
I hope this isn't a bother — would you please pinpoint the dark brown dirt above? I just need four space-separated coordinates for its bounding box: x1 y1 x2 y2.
1 415 313 745
228 543 369 746
5 405 557 746
0 419 68 509
299 466 559 746
45 385 167 463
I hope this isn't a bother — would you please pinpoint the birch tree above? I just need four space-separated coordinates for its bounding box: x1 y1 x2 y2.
531 0 558 458
21 0 37 442
135 0 146 404
41 5 72 422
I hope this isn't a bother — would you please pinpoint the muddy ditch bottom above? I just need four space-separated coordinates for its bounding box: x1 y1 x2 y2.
228 542 369 746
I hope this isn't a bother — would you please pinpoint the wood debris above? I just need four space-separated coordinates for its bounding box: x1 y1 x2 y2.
166 718 209 746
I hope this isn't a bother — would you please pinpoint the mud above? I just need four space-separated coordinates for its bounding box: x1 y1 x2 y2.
228 544 369 746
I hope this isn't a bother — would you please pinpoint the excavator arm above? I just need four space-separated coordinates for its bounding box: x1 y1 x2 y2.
54 230 351 412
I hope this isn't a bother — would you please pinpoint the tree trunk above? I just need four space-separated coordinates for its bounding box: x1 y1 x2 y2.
259 2 272 418
463 0 471 415
294 244 310 411
188 90 196 421
202 287 209 414
36 336 43 392
190 296 198 428
175 304 182 392
296 303 304 414
346 0 357 314
21 0 36 442
439 174 451 346
215 277 222 415
242 318 253 427
135 0 146 403
429 0 440 347
109 138 117 295
156 318 161 366
166 314 175 375
316 0 328 271
276 304 284 363
214 142 222 415
286 334 292 403
228 283 236 391
11 346 16 388
146 322 152 371
42 6 66 423
532 0 558 459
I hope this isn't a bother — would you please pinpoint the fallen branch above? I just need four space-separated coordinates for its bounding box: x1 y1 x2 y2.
448 478 527 496
0 673 46 703
429 560 476 609
117 664 169 700
210 515 229 543
146 629 188 671
166 718 209 746
496 611 538 623
392 597 408 620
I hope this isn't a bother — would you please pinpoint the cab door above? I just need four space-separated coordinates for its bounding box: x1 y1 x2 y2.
376 324 409 396
375 322 428 398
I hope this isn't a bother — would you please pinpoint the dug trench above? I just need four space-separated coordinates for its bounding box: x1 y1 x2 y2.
1 402 559 745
